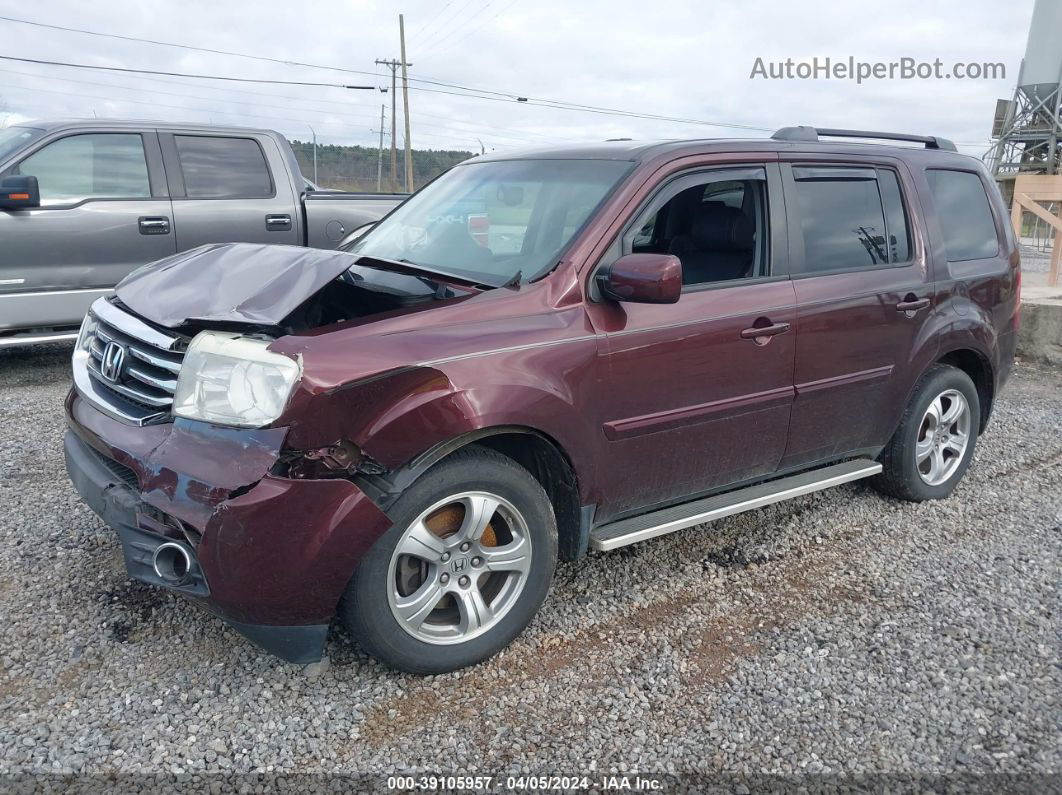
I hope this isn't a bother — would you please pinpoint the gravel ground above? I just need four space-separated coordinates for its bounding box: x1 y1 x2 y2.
0 345 1059 791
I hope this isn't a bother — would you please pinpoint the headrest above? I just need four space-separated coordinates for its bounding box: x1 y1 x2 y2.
690 205 754 252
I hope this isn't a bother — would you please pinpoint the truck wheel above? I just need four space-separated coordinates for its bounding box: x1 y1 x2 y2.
339 447 557 674
872 364 981 502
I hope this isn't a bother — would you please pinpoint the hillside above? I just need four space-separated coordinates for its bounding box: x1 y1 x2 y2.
288 139 473 193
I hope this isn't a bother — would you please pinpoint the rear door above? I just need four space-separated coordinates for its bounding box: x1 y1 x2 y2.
778 158 936 469
159 131 300 250
588 162 797 518
0 129 174 331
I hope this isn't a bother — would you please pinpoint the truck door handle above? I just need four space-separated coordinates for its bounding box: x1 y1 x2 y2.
138 216 170 235
896 295 930 313
265 213 292 231
740 321 791 344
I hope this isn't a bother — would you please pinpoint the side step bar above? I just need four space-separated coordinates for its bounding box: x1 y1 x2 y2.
590 459 882 552
0 330 79 348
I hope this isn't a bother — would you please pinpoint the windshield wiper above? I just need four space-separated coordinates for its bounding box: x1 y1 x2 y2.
352 255 509 290
498 270 522 290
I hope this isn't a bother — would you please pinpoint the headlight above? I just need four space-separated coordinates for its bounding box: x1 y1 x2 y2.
74 311 99 358
172 332 301 428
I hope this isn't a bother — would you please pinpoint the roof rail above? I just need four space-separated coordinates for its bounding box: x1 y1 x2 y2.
771 125 958 152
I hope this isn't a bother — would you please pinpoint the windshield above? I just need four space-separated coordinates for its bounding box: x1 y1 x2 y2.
0 126 45 164
346 158 631 286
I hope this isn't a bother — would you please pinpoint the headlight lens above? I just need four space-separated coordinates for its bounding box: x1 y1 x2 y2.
172 332 301 427
74 311 99 358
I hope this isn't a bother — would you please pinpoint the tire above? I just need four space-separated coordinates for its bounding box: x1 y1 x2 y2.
339 446 558 674
871 364 981 502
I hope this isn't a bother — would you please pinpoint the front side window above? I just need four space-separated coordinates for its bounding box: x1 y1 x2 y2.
926 169 999 261
791 166 913 273
174 135 273 199
626 169 769 286
347 158 631 286
10 133 150 206
0 126 45 163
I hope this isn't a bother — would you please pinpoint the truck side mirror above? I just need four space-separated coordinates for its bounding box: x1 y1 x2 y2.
0 175 40 210
597 253 682 304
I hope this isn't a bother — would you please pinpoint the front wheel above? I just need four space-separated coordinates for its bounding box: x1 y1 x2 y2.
339 447 557 674
871 364 981 502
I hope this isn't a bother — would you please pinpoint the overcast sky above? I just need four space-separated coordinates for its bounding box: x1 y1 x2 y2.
0 0 1038 157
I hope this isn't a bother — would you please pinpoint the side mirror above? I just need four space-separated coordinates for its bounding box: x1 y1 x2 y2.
0 175 40 210
596 253 682 304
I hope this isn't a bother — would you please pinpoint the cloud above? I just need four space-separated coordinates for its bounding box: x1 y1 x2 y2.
0 0 1036 156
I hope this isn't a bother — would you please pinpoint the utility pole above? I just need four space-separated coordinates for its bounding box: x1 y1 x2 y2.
308 125 318 185
375 58 406 192
376 104 385 193
399 14 414 193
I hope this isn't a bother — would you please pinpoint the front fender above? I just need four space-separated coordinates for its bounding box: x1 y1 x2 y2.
281 338 603 505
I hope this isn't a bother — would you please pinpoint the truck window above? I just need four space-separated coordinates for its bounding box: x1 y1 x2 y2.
926 169 999 261
9 133 150 206
174 135 273 199
791 167 900 272
627 170 769 286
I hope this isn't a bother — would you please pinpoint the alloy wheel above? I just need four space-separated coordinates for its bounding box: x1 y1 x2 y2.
387 492 533 645
915 389 971 486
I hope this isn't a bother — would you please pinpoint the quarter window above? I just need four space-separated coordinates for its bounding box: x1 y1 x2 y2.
11 133 150 205
174 135 273 199
878 170 911 263
926 169 999 261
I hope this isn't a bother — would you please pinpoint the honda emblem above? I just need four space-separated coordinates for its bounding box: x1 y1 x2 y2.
100 340 127 382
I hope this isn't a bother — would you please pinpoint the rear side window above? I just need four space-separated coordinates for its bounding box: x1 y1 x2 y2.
926 169 999 261
174 135 273 199
794 165 900 271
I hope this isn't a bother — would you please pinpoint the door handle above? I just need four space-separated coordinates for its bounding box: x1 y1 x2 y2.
265 213 292 231
896 295 930 314
740 321 791 344
138 216 170 235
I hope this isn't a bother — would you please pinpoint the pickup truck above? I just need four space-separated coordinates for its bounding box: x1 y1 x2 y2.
0 120 405 346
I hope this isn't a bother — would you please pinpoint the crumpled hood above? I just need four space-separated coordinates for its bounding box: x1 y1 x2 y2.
115 242 359 328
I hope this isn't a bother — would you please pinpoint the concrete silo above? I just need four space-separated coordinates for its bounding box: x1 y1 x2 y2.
987 0 1062 178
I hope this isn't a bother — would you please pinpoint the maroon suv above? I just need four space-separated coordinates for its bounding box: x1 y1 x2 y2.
64 126 1020 673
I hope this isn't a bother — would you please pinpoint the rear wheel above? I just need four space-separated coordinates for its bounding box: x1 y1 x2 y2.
340 447 557 673
872 364 980 502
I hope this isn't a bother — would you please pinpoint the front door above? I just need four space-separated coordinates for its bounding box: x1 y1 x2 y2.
778 160 936 468
0 130 175 330
589 163 797 519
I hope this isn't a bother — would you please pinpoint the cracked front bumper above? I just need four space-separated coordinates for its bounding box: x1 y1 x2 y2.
63 391 394 664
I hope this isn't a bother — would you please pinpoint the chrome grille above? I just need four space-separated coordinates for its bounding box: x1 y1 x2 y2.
73 298 187 426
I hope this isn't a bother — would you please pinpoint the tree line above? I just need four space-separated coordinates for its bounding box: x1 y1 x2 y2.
289 139 473 193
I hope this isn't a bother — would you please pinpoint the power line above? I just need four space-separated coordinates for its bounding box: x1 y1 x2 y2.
421 0 519 59
419 0 501 58
0 78 544 148
411 0 456 40
415 0 480 52
0 54 378 90
0 58 574 146
0 14 771 133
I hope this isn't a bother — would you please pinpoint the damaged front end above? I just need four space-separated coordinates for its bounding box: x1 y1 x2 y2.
62 243 470 663
64 393 394 663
